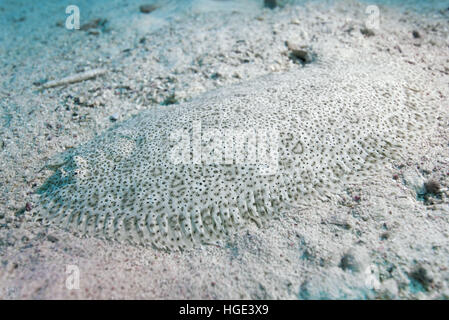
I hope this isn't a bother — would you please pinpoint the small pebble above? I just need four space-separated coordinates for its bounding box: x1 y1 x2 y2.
264 0 277 9
109 113 119 122
339 253 359 272
47 235 59 243
380 232 390 240
360 27 375 37
410 265 433 291
402 168 426 195
33 79 47 86
80 18 107 31
424 179 440 194
285 41 313 64
338 248 369 273
88 30 100 36
140 4 158 14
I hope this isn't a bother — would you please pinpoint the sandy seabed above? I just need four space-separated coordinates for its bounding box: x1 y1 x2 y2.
0 0 449 299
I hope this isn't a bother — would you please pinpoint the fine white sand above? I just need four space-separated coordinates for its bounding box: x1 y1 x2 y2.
0 0 448 299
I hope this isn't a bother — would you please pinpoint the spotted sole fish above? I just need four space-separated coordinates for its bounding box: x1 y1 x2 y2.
37 64 437 250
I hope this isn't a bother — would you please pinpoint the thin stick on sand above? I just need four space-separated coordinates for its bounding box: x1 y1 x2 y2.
39 68 107 89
